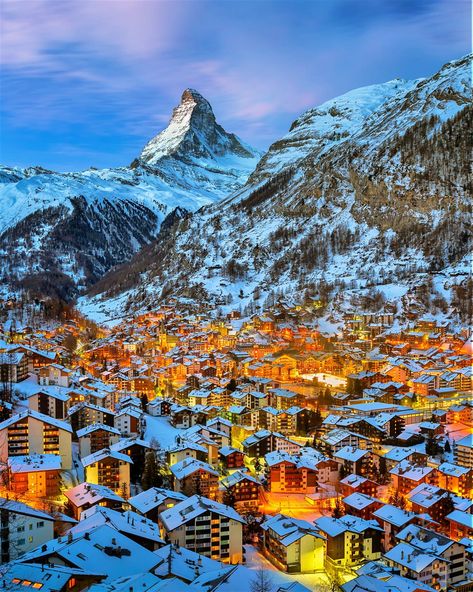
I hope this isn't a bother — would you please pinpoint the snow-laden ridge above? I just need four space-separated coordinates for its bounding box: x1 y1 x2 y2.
0 89 262 298
83 54 472 327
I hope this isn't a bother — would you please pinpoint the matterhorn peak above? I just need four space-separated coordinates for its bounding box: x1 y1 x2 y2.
139 89 259 166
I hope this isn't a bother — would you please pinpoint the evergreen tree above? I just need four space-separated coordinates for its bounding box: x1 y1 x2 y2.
389 490 406 509
378 456 389 484
332 497 344 519
140 393 149 411
223 488 236 508
141 451 162 490
444 439 451 453
442 492 455 522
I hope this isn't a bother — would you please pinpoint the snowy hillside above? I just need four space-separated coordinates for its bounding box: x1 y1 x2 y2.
0 89 261 299
83 54 472 326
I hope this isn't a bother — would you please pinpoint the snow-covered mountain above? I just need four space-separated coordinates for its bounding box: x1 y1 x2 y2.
0 89 261 299
84 55 472 325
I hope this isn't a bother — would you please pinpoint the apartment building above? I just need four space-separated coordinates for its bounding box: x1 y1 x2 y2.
159 495 245 563
0 409 72 470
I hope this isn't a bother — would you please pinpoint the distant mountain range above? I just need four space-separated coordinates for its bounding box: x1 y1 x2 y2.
81 54 471 327
0 89 261 299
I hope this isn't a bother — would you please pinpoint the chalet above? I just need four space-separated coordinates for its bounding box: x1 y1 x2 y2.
128 487 187 523
167 440 208 466
340 474 378 498
0 352 28 383
455 434 473 468
81 448 132 496
242 430 302 458
385 524 468 591
390 461 437 495
315 514 383 573
170 458 219 499
70 505 164 550
1 562 101 590
218 445 246 469
147 398 173 416
437 462 472 496
342 492 383 520
27 388 70 420
8 454 62 497
261 514 325 573
334 446 373 477
16 523 161 580
221 470 261 511
38 364 72 387
76 423 121 457
64 481 126 520
372 503 419 551
0 498 56 563
11 345 56 371
320 429 372 455
265 449 326 494
268 387 302 410
68 401 115 433
408 483 468 524
114 406 142 436
446 509 473 541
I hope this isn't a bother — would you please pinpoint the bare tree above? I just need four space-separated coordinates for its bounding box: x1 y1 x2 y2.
250 567 273 592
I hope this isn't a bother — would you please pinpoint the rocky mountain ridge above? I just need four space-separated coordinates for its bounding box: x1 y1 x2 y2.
82 54 472 327
0 90 261 300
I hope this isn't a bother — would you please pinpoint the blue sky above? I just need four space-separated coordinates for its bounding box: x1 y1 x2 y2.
0 0 469 171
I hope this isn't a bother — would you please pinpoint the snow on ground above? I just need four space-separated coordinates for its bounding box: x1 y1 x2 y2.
245 544 332 589
143 414 186 450
301 373 347 389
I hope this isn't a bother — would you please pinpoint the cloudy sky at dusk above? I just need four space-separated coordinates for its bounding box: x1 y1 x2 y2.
0 0 470 171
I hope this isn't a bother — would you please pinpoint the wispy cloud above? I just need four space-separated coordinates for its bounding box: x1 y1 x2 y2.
0 0 469 170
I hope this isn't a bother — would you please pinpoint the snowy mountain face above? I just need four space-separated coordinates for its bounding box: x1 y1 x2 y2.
0 90 261 299
84 55 472 325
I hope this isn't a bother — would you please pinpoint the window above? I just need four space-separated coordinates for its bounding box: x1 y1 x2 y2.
17 526 25 532
18 539 25 545
28 536 33 543
36 521 44 528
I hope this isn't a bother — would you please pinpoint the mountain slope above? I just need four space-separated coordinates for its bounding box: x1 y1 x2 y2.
84 55 472 325
0 90 261 299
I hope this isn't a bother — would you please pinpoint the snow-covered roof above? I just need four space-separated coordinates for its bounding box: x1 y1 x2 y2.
160 495 245 531
82 447 132 467
170 457 218 480
16 523 160 581
71 505 164 545
334 446 369 462
76 422 121 437
0 497 56 521
315 514 383 537
372 504 415 527
221 469 260 488
343 492 380 510
128 487 187 514
65 482 125 507
261 513 324 546
8 453 61 473
0 408 72 432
